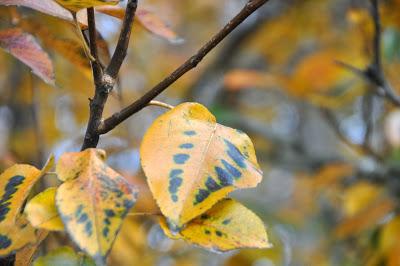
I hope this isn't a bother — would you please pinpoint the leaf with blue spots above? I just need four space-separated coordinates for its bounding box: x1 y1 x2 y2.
55 149 138 265
160 199 271 252
141 102 263 228
0 156 54 257
0 216 39 257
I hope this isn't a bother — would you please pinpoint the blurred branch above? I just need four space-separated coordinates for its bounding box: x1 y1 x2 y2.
98 0 271 135
81 0 138 150
362 92 374 148
187 1 290 104
336 0 400 106
320 108 383 160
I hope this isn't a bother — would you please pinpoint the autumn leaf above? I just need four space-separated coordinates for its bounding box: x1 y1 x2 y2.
0 216 39 257
15 230 48 266
223 69 278 91
140 102 263 228
96 6 182 43
0 165 41 229
0 0 72 21
0 156 53 256
25 187 64 231
0 28 55 85
55 149 138 265
160 198 271 252
53 0 120 12
33 246 95 266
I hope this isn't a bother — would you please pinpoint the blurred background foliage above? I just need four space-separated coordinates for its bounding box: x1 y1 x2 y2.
1 0 400 265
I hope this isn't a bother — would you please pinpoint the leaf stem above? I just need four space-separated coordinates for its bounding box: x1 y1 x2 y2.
148 100 174 110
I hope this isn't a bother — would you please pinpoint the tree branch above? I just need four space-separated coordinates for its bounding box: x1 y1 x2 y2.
81 0 138 150
87 7 103 84
98 0 270 134
337 0 400 106
106 0 138 78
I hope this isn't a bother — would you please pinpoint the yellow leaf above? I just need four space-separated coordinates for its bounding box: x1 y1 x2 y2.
334 198 395 239
223 70 278 91
160 198 271 252
0 164 41 228
343 182 382 216
25 187 64 231
55 149 138 265
33 246 95 266
54 0 120 12
15 230 48 266
0 156 53 256
0 216 39 257
140 102 263 228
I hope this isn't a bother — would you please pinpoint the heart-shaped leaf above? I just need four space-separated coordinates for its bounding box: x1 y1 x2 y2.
56 149 138 265
140 102 263 228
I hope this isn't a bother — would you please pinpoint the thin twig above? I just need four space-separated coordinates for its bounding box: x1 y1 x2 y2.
321 108 383 160
362 92 374 148
335 0 400 106
87 7 103 84
98 0 270 134
106 0 138 79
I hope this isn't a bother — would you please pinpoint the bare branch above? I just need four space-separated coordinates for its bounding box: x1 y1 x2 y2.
106 0 138 78
81 0 138 150
87 7 103 84
98 0 270 134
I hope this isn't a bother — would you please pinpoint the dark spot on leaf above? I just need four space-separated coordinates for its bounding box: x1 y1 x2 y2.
205 177 221 192
0 175 25 222
104 218 111 225
221 160 242 179
183 130 196 136
215 167 233 187
169 177 183 194
103 227 109 238
75 205 84 218
105 209 115 217
204 229 211 235
78 213 88 223
200 214 210 220
170 169 183 178
171 195 178 202
85 221 93 237
194 189 210 205
173 154 190 164
222 219 231 225
0 234 11 249
169 169 184 202
123 199 134 210
215 230 223 237
224 139 246 169
179 143 194 149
